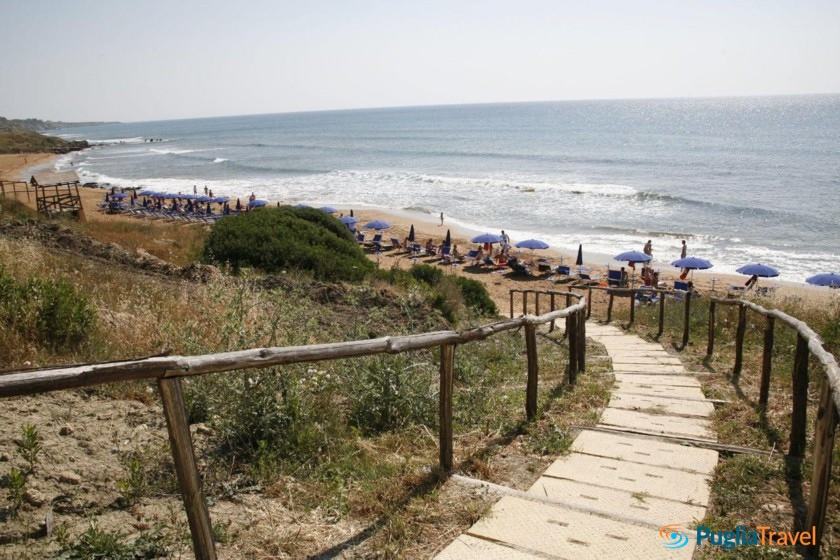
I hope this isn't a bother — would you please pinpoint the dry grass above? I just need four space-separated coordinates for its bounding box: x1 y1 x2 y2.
76 219 209 266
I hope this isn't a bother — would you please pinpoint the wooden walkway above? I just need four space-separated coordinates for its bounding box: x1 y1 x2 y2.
436 321 719 559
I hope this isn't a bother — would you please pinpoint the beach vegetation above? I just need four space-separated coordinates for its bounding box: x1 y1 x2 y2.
203 206 375 281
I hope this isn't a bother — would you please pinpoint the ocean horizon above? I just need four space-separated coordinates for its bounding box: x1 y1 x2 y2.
53 94 840 282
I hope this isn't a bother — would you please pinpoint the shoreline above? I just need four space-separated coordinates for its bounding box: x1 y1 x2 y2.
2 152 835 306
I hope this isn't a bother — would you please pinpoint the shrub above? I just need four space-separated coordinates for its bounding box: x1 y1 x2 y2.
0 267 95 351
16 424 42 474
409 264 443 286
454 277 498 316
56 521 168 560
203 206 374 281
347 355 437 435
4 467 26 516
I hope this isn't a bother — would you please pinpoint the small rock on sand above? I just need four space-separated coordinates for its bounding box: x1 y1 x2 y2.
59 425 74 436
58 471 81 485
24 488 48 506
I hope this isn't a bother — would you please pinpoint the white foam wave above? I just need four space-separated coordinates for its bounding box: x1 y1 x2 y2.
212 157 228 163
89 137 146 145
149 148 199 155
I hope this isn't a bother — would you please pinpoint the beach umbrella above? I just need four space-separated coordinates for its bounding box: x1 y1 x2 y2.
138 189 155 196
211 196 229 203
339 215 358 225
249 199 268 208
515 239 549 250
806 273 840 288
736 263 779 278
576 244 583 266
614 250 652 263
444 229 452 247
195 195 212 203
671 257 713 270
110 193 126 200
319 206 338 214
471 233 502 244
364 219 391 230
408 225 416 242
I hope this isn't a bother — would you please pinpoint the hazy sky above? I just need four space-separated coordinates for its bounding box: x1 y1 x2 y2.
2 0 839 122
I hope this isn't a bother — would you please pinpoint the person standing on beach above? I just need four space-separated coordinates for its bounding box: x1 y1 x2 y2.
644 239 653 258
440 212 444 226
680 240 687 259
501 230 510 250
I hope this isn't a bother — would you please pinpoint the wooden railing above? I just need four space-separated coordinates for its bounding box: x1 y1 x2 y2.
0 180 35 202
0 295 587 560
704 297 840 552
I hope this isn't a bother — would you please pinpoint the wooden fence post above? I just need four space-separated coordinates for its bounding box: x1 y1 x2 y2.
759 316 774 412
524 325 538 420
587 287 593 319
439 344 455 471
577 309 586 372
509 291 514 318
158 377 217 560
733 304 747 376
680 290 692 349
535 292 540 316
657 293 665 339
522 290 528 317
789 335 809 458
606 292 614 323
549 293 556 332
628 291 635 327
563 292 571 339
706 300 716 357
805 380 839 554
567 312 578 384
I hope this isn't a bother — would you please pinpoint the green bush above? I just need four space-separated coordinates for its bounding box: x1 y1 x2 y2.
0 267 95 350
454 277 498 316
409 264 443 286
203 206 375 281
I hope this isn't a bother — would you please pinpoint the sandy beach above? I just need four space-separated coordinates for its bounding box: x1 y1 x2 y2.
2 152 835 310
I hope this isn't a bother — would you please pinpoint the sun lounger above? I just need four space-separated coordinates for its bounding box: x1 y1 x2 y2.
607 269 625 287
356 232 366 244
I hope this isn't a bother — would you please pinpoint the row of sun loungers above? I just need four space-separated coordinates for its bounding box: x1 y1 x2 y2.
99 201 231 224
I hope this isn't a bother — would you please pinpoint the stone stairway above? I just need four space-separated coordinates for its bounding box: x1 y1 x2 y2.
435 322 719 559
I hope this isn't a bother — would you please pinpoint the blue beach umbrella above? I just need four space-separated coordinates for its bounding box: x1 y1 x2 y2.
195 195 212 203
736 263 779 278
249 199 268 208
671 257 713 270
319 206 338 214
515 239 550 250
806 273 840 288
471 233 502 244
339 215 358 225
110 193 126 200
614 250 652 263
212 196 229 203
364 219 391 230
138 189 155 196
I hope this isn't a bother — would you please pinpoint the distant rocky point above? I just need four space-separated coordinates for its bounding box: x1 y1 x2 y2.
0 116 108 154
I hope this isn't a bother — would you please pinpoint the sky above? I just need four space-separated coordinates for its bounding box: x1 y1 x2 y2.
2 0 839 122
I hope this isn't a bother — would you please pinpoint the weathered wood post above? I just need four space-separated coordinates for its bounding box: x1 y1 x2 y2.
680 289 692 349
509 290 515 318
606 292 614 323
587 286 593 319
706 300 716 357
534 292 540 316
439 343 455 471
549 293 556 332
158 377 217 560
628 290 635 327
657 292 665 339
562 292 571 339
758 315 774 412
522 290 528 317
567 311 578 384
577 308 586 373
789 335 809 457
805 380 839 555
524 324 538 420
733 304 747 376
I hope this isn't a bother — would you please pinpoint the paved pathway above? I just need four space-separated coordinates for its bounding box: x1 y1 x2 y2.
436 322 719 559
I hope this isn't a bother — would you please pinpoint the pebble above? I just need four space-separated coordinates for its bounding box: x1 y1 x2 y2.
59 425 74 436
24 488 48 506
58 471 81 485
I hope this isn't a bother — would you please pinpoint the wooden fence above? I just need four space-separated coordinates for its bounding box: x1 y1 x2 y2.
0 295 587 560
35 181 82 217
0 179 35 202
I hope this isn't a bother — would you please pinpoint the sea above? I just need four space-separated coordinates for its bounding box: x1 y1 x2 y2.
53 95 840 282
